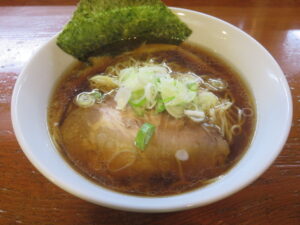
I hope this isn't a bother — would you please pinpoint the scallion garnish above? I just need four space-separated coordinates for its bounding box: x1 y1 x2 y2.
134 123 156 151
163 96 175 103
130 104 145 116
187 82 198 91
75 89 102 108
90 89 102 101
155 99 165 113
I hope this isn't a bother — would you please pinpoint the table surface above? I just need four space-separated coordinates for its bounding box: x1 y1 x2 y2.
0 0 299 224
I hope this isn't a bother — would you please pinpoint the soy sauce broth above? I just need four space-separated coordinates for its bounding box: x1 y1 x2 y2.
48 43 256 196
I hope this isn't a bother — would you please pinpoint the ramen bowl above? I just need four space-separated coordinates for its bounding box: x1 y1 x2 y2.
11 8 292 212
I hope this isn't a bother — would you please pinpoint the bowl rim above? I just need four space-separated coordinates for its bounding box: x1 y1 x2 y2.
11 7 293 212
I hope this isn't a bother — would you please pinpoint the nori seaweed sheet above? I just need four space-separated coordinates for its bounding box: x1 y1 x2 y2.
57 0 192 61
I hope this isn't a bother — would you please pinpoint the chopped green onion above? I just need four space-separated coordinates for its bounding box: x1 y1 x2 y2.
197 91 219 111
130 98 147 107
75 89 102 108
134 123 156 151
90 89 102 101
130 104 145 116
114 87 131 110
129 90 146 107
187 82 198 91
75 92 96 108
131 89 145 99
163 96 175 103
155 99 165 113
184 109 205 122
144 83 158 109
111 63 227 123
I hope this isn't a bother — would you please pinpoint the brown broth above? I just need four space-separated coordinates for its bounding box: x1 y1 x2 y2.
48 43 256 196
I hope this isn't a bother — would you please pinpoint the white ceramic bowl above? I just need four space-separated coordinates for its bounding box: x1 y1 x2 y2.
11 8 292 212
